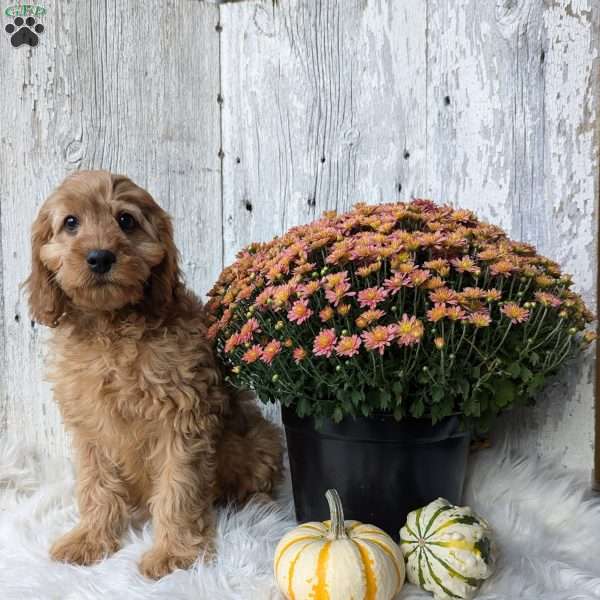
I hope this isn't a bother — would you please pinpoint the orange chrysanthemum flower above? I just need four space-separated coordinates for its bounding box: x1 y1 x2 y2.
357 286 387 309
242 344 262 364
468 311 491 328
288 300 313 325
293 347 307 363
501 303 530 324
319 306 335 322
427 303 447 322
361 325 397 355
261 340 282 364
396 314 424 347
336 335 362 358
429 287 459 305
313 328 338 357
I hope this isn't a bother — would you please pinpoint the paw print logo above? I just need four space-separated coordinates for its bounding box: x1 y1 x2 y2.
5 16 44 47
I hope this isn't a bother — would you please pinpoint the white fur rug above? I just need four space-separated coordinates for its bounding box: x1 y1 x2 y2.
1 436 599 600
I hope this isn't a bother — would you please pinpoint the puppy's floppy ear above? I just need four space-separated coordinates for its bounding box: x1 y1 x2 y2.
148 207 181 313
25 208 66 327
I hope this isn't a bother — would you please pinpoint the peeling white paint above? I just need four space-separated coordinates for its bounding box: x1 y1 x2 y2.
0 0 597 469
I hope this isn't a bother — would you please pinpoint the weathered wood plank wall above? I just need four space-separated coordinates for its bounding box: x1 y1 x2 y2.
0 0 597 469
0 0 222 456
219 0 599 468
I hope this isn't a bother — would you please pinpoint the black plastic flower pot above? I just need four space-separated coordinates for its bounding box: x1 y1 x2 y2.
281 405 470 537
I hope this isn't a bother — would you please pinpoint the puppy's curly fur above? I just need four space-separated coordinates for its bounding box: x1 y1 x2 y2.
26 171 283 579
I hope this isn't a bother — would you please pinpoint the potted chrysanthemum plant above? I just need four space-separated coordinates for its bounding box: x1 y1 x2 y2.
206 200 595 533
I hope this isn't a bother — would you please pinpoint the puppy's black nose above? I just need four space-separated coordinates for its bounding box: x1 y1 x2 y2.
86 249 116 274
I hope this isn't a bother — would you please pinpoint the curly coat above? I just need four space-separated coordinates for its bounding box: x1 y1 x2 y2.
26 171 283 579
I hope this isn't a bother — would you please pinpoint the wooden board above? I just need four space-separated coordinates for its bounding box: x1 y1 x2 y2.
0 0 598 470
219 0 599 468
0 0 221 456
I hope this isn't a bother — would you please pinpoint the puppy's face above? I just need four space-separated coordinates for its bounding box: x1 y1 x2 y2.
27 171 179 324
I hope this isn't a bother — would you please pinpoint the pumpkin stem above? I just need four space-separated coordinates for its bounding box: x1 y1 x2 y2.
325 489 347 539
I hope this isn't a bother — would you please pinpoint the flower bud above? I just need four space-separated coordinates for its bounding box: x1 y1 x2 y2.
568 327 577 335
448 353 455 360
341 329 348 336
422 366 428 372
335 365 342 372
232 366 241 374
275 321 285 330
272 374 279 382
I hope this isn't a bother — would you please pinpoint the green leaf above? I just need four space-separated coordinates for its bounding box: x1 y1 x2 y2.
379 389 392 410
410 398 425 418
494 378 516 408
351 389 363 407
527 372 546 395
431 384 445 404
506 362 521 378
332 407 343 423
520 366 533 382
392 381 404 395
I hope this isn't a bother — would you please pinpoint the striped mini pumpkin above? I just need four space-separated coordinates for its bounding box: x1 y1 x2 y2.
274 489 405 600
400 498 496 600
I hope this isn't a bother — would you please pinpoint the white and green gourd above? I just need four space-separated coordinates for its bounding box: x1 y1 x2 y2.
399 498 496 600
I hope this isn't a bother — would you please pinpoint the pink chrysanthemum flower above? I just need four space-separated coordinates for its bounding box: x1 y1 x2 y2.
324 282 355 306
288 299 313 325
298 280 320 298
293 347 307 363
451 256 481 275
272 284 295 306
501 302 530 324
484 288 502 302
409 269 431 287
313 328 338 357
336 335 362 358
242 344 262 364
224 332 242 353
357 286 388 309
534 291 562 308
323 271 349 289
396 314 424 347
319 306 335 322
361 325 397 355
429 287 459 305
239 318 260 342
383 273 410 295
468 311 492 328
261 340 282 364
446 306 466 321
490 260 514 276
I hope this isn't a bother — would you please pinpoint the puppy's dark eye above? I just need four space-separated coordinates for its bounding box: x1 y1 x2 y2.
64 215 79 233
117 212 137 232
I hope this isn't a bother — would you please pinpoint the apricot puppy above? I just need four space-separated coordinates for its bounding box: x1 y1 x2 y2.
26 171 283 578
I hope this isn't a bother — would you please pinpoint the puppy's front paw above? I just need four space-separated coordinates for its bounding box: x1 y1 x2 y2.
50 526 120 566
139 540 216 579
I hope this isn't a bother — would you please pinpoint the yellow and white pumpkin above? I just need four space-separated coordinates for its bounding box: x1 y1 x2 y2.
400 498 496 600
274 489 405 600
